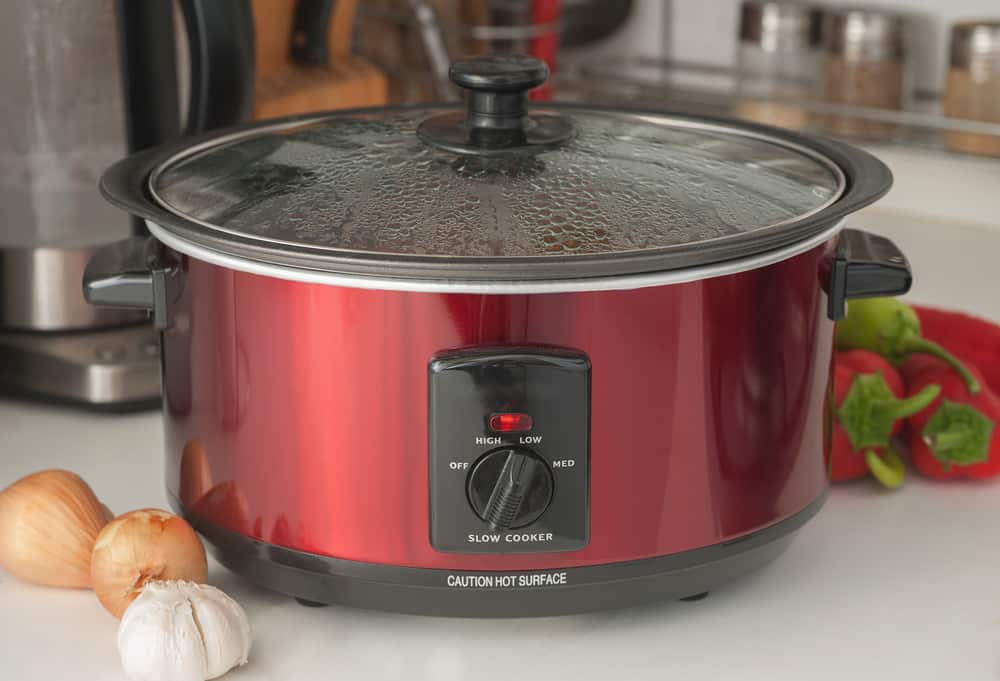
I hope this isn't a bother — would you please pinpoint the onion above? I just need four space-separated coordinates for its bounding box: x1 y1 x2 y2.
0 469 111 588
91 509 207 618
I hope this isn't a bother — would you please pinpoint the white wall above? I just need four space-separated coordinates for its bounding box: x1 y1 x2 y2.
594 0 1000 94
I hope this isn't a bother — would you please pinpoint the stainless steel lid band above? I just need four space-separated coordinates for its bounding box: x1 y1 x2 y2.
145 217 848 293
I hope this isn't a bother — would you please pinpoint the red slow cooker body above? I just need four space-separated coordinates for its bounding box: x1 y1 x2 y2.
85 58 908 613
164 239 834 573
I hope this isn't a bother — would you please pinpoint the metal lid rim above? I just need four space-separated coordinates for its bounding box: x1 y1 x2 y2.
99 104 890 281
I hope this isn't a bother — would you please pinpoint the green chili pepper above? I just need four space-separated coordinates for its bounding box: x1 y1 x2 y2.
863 447 907 489
836 298 980 395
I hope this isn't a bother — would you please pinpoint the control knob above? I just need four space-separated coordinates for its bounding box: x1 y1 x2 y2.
467 447 553 531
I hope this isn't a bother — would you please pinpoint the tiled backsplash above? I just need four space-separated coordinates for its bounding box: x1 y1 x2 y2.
588 0 998 94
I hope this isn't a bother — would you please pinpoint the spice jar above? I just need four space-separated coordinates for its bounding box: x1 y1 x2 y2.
822 8 907 140
944 21 1000 156
735 0 824 130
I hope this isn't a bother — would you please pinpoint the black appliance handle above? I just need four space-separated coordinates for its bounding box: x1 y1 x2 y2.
83 237 184 330
116 0 255 236
116 0 181 236
116 1 181 156
180 0 257 134
291 0 337 65
827 228 912 321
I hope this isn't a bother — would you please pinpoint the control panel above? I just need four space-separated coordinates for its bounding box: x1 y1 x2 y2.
429 349 590 553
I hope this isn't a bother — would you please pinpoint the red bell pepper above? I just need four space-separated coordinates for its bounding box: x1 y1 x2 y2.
832 350 940 488
901 357 1000 480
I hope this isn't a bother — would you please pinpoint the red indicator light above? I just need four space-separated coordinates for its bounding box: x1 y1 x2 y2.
489 413 534 433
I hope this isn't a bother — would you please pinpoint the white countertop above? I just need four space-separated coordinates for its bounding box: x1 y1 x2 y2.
3 210 1000 681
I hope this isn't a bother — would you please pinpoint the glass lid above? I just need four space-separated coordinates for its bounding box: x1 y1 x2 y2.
123 56 870 284
151 108 843 259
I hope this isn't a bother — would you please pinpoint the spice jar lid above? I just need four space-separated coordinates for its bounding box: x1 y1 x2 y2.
739 0 824 52
950 21 1000 69
823 7 908 61
102 56 891 286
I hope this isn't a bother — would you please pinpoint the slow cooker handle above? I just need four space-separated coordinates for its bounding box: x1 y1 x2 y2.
82 237 182 331
827 228 912 321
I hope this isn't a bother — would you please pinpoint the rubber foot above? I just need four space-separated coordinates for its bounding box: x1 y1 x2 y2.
679 591 709 602
295 597 329 608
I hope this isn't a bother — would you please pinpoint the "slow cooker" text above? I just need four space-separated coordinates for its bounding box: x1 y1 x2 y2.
467 532 554 543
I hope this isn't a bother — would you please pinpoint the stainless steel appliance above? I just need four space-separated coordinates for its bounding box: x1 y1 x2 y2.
0 0 254 408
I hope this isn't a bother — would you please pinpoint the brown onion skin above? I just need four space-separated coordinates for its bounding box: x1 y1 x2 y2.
90 509 208 618
0 470 110 589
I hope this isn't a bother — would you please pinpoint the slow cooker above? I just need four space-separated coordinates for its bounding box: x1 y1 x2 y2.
84 56 913 616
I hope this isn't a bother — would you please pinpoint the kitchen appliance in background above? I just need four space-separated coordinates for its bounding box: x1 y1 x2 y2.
86 56 912 616
560 0 633 48
0 0 254 408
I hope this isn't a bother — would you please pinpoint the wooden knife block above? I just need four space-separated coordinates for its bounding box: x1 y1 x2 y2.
251 0 388 119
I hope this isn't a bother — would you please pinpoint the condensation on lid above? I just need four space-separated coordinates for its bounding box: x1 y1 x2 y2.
148 107 845 259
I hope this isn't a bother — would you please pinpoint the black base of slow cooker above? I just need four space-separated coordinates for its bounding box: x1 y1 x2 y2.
173 493 825 617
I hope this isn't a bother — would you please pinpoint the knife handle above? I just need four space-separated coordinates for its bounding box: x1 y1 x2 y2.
291 0 337 65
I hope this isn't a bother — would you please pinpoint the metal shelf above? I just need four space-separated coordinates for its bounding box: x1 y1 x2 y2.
555 56 1000 160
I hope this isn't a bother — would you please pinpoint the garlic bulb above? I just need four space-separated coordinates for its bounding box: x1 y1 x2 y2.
0 469 111 588
118 580 251 681
91 509 208 618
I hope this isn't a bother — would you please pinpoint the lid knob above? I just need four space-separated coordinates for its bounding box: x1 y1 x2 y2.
417 55 574 156
450 55 548 91
450 56 547 135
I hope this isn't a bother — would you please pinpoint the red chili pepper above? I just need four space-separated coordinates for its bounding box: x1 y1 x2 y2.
912 305 1000 393
836 298 980 395
901 357 1000 480
832 350 940 488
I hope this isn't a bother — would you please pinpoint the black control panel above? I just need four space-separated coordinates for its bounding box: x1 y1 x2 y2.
428 349 590 553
